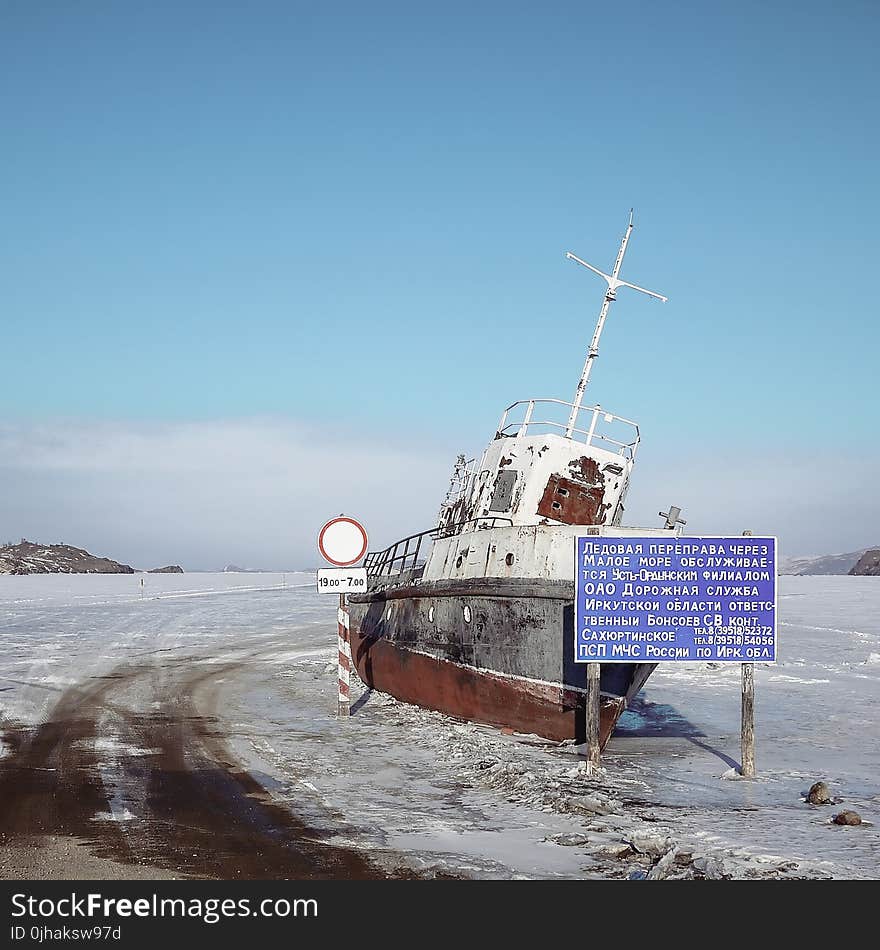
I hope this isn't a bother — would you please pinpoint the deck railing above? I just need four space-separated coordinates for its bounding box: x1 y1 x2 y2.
364 517 514 577
495 398 640 460
363 528 438 577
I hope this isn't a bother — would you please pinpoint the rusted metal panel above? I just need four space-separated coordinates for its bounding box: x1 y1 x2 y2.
568 455 603 485
536 474 608 525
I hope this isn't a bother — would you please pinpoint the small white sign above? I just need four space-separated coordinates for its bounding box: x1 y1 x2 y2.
316 567 368 594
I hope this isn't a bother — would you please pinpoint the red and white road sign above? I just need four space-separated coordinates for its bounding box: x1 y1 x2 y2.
317 516 369 567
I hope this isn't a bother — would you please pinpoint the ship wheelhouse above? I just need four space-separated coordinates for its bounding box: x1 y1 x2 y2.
363 396 680 589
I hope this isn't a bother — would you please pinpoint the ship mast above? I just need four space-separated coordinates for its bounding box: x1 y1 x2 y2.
563 210 668 438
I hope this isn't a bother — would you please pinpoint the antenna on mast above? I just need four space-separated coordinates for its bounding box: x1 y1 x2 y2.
563 210 667 438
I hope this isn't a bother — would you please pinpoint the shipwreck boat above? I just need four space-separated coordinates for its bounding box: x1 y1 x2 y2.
347 213 685 747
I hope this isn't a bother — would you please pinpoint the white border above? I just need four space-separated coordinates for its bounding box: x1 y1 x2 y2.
317 516 369 567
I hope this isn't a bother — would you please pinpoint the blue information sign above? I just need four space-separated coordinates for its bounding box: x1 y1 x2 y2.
574 536 776 663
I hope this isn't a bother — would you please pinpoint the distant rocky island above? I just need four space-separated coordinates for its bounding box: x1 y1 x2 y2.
781 546 879 576
849 550 880 577
0 541 183 575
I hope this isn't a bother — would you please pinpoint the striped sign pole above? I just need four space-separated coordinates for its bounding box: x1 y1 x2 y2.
317 516 368 720
337 593 351 717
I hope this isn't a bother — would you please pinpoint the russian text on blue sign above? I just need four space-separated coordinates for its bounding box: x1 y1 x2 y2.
574 537 776 663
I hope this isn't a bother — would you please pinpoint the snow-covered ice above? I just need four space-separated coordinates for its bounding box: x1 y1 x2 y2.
0 572 878 879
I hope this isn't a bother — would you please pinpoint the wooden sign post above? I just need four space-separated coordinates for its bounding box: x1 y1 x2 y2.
739 530 756 777
585 662 601 774
741 662 756 777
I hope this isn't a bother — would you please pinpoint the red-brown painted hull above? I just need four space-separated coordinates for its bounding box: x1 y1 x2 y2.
349 624 625 748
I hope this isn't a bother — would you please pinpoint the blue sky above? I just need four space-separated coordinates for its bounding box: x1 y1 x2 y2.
2 2 879 566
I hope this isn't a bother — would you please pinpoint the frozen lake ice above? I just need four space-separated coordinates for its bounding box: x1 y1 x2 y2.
0 572 877 879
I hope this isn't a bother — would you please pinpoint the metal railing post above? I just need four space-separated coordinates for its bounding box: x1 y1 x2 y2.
518 400 535 437
585 407 600 446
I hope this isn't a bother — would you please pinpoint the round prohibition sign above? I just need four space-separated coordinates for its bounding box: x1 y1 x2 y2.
317 516 369 567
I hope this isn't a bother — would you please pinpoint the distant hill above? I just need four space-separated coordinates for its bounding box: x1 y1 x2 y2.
0 540 185 575
849 550 880 576
781 547 876 576
0 540 135 575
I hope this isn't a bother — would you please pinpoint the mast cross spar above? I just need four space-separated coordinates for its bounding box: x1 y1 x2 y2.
564 210 667 438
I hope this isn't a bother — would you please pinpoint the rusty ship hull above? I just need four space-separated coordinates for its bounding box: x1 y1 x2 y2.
347 576 657 746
